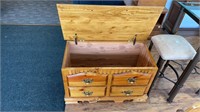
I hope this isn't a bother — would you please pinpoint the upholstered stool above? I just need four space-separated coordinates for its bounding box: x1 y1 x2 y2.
148 34 197 96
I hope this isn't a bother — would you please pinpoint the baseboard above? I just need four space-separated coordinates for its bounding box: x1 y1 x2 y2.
151 27 199 37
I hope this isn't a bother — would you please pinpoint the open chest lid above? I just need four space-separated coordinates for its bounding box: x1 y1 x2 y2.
57 4 163 41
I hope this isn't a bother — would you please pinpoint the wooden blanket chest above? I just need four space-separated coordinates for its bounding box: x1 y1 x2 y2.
57 4 163 104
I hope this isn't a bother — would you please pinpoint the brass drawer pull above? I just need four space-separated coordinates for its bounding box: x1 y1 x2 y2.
83 91 93 96
122 90 133 96
83 78 93 85
127 77 136 84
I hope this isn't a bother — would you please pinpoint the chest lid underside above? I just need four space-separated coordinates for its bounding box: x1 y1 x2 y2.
57 4 163 41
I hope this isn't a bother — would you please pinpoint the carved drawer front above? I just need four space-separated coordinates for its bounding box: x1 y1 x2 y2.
112 71 151 86
110 86 146 96
67 72 108 86
69 87 106 97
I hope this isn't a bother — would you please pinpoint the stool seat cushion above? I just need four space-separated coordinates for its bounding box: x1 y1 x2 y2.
151 34 196 60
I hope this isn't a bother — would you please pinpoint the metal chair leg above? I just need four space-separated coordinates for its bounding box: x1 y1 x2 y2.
147 56 165 96
149 41 153 51
167 47 200 103
196 89 200 95
159 61 179 84
159 60 170 77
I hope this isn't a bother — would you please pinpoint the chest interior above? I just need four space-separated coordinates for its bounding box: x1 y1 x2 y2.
63 42 154 67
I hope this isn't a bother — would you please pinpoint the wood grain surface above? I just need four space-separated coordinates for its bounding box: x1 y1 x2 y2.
61 41 157 103
67 72 108 86
69 87 106 97
57 4 163 41
112 71 151 86
64 36 200 112
110 86 146 96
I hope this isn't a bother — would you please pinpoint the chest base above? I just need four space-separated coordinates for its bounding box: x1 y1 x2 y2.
64 95 148 104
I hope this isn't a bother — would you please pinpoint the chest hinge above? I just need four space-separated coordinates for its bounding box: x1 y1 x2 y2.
73 33 84 45
74 33 78 45
128 34 137 46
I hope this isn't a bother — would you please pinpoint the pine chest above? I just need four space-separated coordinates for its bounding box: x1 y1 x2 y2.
57 4 163 104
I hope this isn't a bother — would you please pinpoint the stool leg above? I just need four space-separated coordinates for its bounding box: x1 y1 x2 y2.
167 48 199 103
147 56 165 96
157 57 166 74
196 89 200 95
159 60 170 77
149 41 153 51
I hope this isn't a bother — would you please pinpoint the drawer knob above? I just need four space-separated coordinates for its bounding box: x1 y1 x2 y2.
122 90 133 96
83 91 93 96
83 78 93 85
127 77 136 84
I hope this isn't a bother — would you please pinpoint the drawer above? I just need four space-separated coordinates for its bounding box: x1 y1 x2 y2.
110 86 146 96
112 71 151 86
67 72 107 86
69 87 106 97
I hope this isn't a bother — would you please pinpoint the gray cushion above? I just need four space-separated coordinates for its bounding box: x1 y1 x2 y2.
151 34 196 60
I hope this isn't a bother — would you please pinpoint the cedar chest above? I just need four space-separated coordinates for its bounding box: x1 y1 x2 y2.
57 4 163 104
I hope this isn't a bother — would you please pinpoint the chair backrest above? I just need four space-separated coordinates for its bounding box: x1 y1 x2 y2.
138 0 167 6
